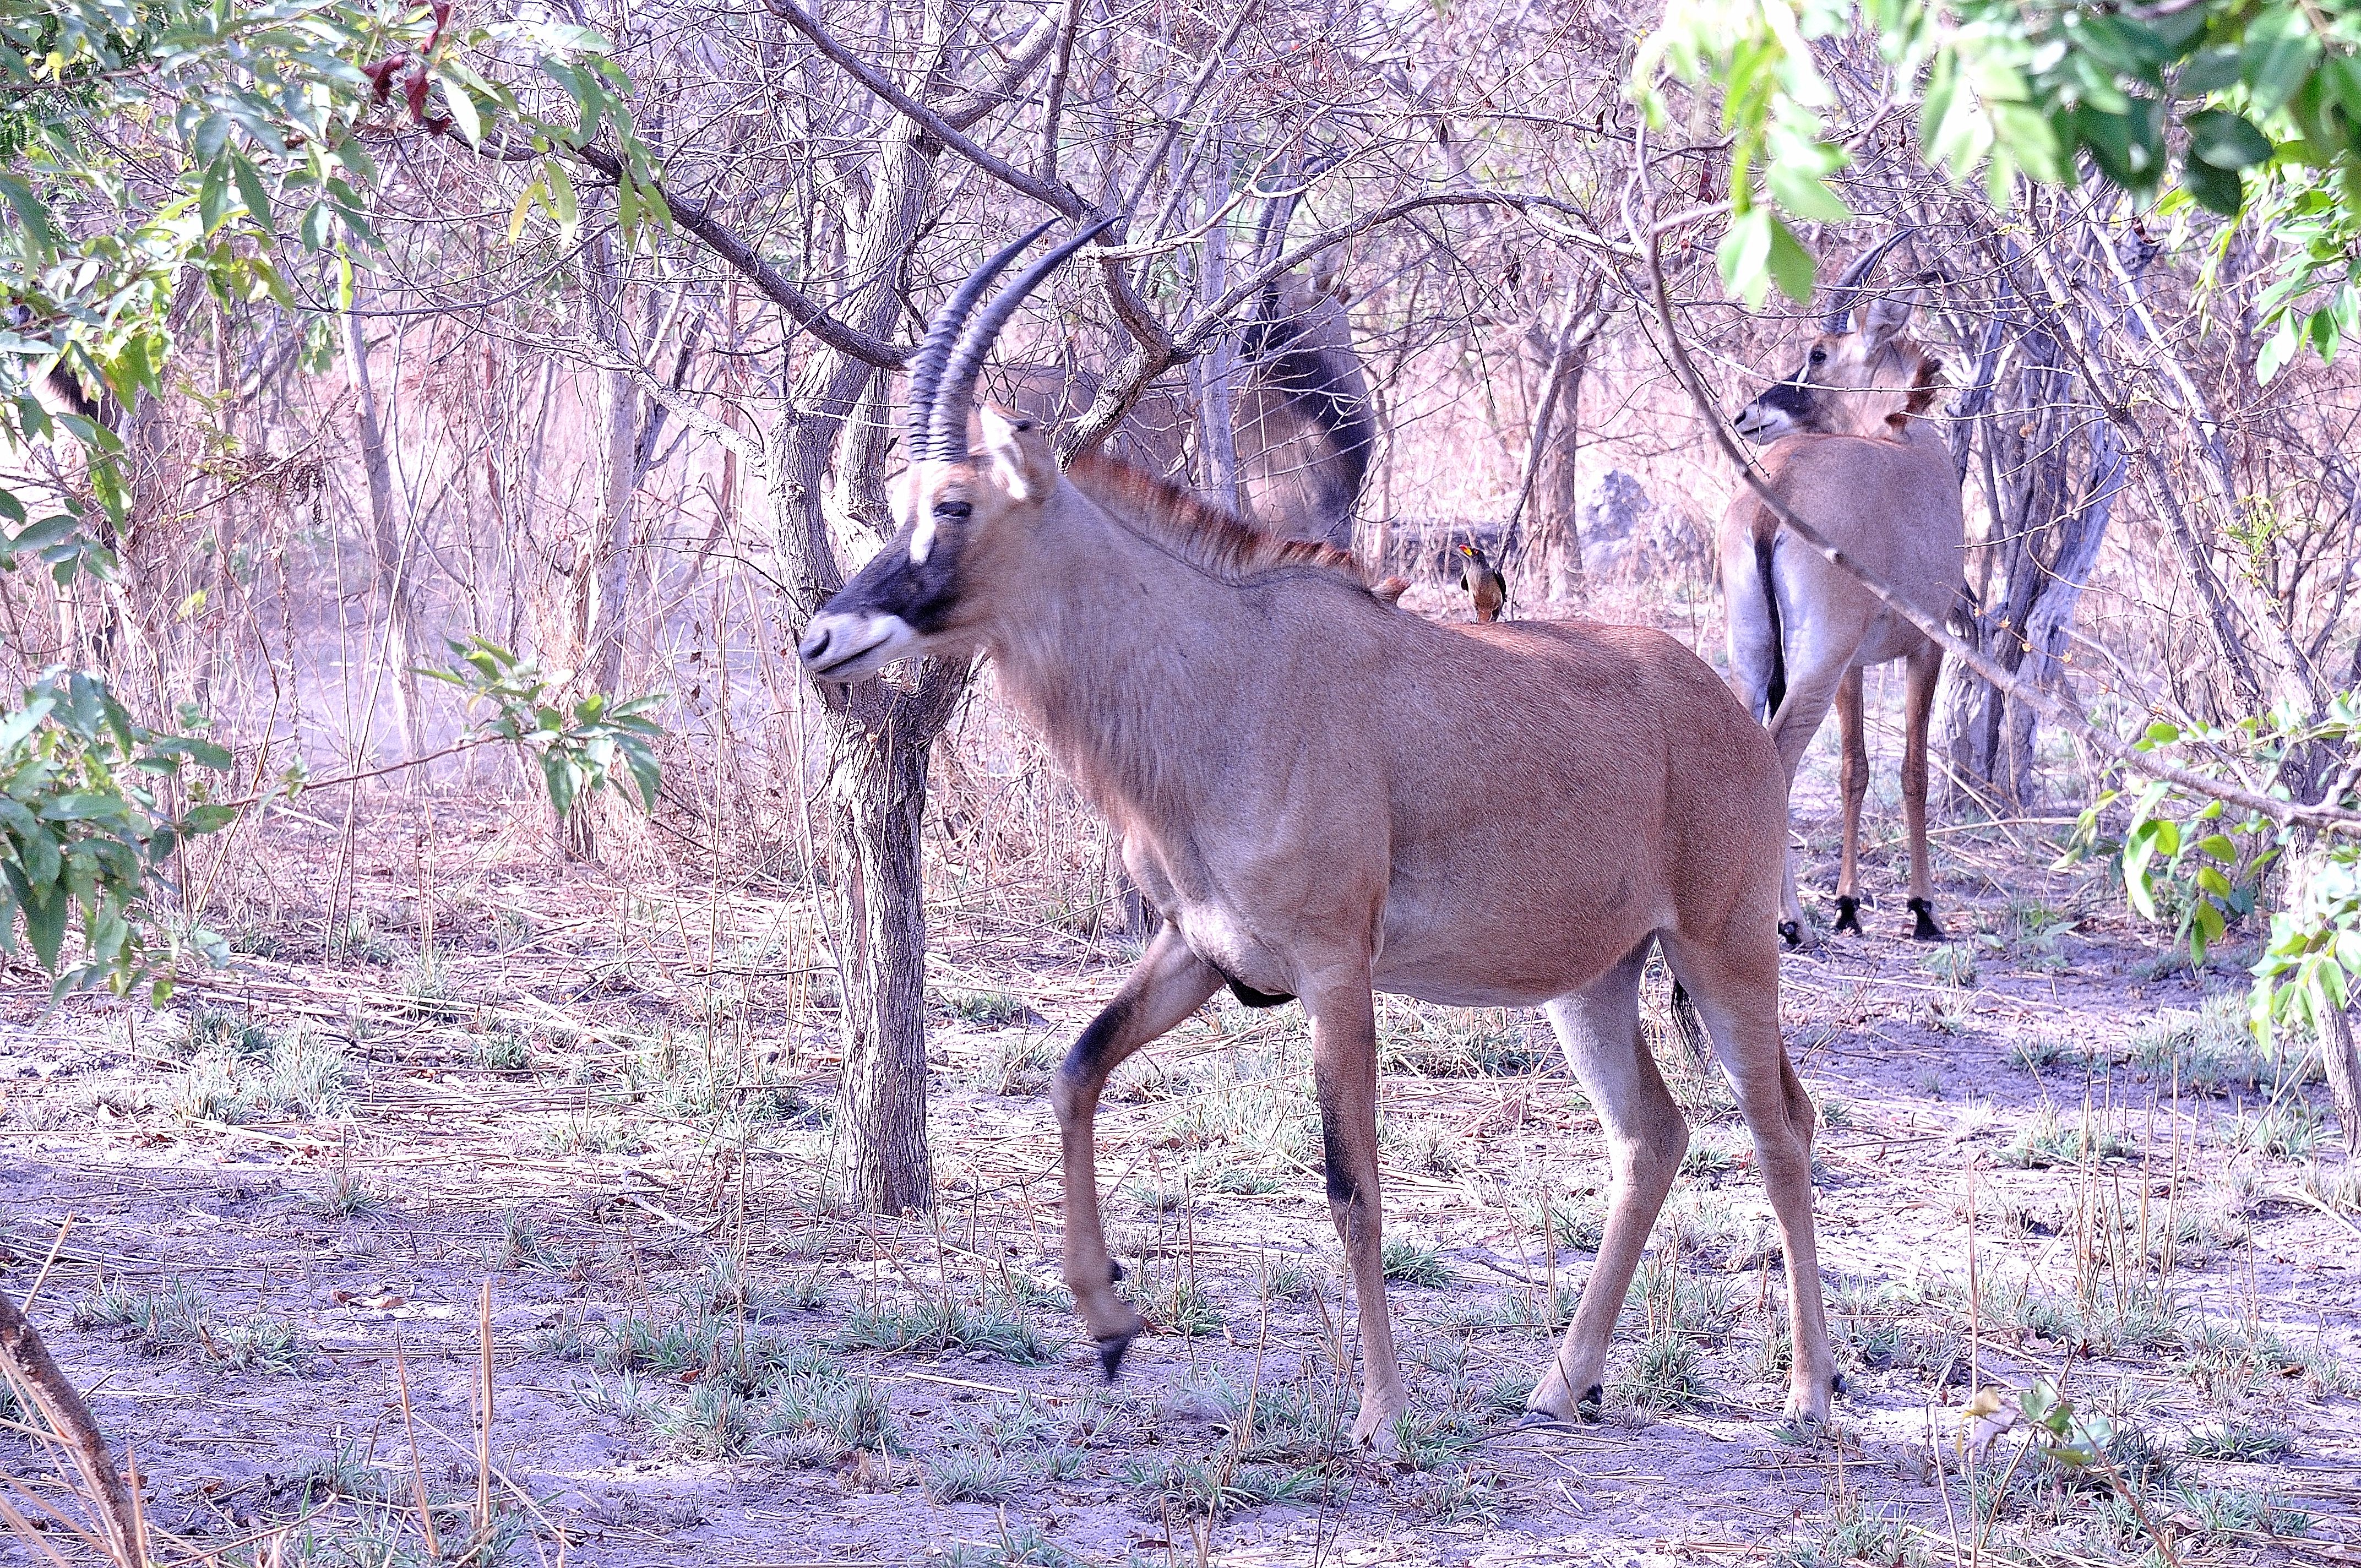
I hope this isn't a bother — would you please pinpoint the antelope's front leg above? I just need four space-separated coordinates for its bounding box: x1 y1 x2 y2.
1304 968 1406 1449
1049 923 1221 1377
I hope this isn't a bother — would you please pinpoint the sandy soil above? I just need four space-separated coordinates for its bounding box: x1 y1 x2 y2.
2 781 2355 1568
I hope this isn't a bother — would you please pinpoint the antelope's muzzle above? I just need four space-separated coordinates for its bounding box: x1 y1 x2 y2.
1733 375 1814 442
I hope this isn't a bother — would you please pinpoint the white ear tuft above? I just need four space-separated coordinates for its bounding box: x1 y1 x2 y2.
1860 294 1914 350
978 406 1039 502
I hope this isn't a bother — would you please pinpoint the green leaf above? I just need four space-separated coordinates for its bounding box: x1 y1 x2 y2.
199 156 235 237
2242 23 2321 117
0 172 61 259
1765 217 1816 304
2187 110 2272 171
21 884 65 972
440 73 482 146
1717 208 1775 310
2178 48 2244 96
2180 155 2244 217
1766 162 1852 222
2074 99 2167 191
229 154 275 235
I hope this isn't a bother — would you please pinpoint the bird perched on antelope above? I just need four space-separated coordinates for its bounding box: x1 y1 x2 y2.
1456 542 1506 622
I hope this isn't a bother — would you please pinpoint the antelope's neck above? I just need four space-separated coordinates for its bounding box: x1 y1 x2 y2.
983 496 1250 835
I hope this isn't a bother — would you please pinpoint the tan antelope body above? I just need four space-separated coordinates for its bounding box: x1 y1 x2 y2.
800 226 1840 1446
1721 241 1964 943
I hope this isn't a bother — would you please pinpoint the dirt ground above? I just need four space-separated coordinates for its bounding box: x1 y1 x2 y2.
3 749 2357 1568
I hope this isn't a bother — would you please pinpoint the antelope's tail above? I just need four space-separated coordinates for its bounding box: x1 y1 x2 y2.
1754 534 1787 721
1669 979 1712 1065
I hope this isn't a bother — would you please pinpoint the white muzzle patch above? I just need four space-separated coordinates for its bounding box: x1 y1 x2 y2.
1733 405 1798 442
799 611 919 683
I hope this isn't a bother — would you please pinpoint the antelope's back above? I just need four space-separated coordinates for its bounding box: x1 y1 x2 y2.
1362 610 1785 992
1756 425 1965 618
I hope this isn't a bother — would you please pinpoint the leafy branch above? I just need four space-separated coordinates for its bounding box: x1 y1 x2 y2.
0 668 234 1000
0 643 663 1001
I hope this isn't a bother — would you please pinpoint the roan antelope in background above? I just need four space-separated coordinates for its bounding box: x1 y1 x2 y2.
1720 235 1966 944
799 222 1842 1446
991 268 1374 549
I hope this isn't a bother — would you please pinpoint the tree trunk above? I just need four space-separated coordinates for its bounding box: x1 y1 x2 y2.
341 298 425 764
1193 130 1241 515
1535 351 1587 601
2325 1007 2361 1158
828 704 937 1212
0 1290 140 1560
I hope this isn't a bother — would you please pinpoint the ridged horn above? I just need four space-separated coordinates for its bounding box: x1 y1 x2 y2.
929 215 1119 464
907 219 1058 462
1822 228 1913 334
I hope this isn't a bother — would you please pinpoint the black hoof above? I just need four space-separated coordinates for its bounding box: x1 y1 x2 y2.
1579 1383 1604 1415
1096 1330 1136 1382
1777 919 1802 949
1831 1371 1848 1396
1834 896 1860 935
1107 1257 1124 1284
1908 898 1944 941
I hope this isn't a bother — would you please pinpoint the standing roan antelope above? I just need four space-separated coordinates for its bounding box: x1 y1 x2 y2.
1720 236 1966 944
800 224 1842 1446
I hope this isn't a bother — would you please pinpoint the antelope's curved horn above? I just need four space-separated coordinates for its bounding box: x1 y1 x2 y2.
931 215 1119 464
909 219 1058 462
1822 228 1914 333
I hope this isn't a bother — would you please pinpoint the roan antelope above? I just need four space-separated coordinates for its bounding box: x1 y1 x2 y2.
801 224 1842 1446
1720 236 1965 944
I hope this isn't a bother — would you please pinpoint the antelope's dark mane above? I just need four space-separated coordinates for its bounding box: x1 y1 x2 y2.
1066 449 1370 591
1902 351 1943 417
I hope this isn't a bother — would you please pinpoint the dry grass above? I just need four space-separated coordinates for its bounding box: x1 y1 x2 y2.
0 752 2355 1568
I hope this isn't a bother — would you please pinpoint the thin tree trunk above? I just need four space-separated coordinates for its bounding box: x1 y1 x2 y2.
1194 129 1240 515
828 700 937 1212
0 1291 140 1560
2325 1006 2361 1158
341 298 425 764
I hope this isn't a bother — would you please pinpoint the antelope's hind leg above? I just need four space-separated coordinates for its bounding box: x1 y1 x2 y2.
1303 966 1408 1450
1834 666 1868 935
1661 931 1840 1428
1050 923 1222 1378
1902 639 1945 940
1528 950 1685 1422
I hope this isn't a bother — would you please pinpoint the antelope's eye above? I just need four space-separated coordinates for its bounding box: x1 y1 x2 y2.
1808 347 1827 366
933 500 972 521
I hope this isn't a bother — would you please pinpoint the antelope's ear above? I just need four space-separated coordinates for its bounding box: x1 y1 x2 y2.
978 404 1058 505
1859 292 1916 350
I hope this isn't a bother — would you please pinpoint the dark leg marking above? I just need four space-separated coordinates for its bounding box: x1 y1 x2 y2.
1579 1384 1604 1414
1319 1108 1358 1208
1908 897 1944 941
1834 895 1861 935
1108 1258 1124 1284
1059 994 1136 1081
1777 918 1803 949
1832 1371 1848 1396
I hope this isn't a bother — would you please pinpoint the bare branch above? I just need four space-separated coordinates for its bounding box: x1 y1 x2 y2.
764 0 1085 217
